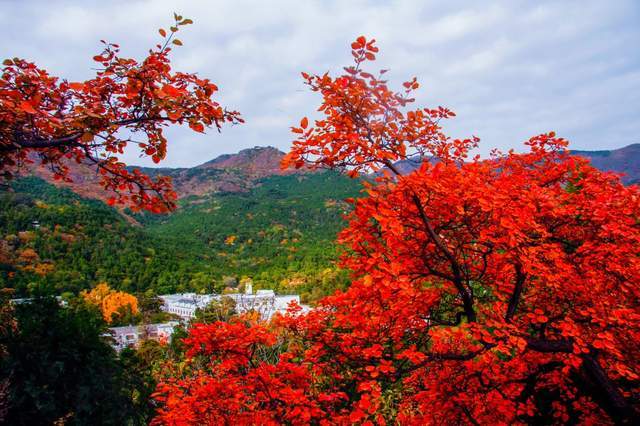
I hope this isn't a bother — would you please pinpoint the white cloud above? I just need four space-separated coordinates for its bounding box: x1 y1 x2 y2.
1 0 638 167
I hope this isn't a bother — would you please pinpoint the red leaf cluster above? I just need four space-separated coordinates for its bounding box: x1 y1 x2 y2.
0 16 242 213
154 37 640 424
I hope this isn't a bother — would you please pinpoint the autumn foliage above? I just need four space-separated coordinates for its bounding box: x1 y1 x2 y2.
152 38 640 424
0 15 241 213
82 282 138 323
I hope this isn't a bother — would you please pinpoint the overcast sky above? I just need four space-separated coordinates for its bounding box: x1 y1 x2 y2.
2 0 639 167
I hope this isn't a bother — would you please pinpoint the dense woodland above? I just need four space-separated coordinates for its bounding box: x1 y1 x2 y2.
0 172 360 303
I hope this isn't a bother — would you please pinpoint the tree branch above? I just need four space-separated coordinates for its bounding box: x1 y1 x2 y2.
581 353 636 424
7 116 169 151
505 263 526 322
383 159 476 322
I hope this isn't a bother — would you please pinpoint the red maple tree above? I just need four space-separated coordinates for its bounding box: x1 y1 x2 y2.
153 37 639 425
0 14 241 213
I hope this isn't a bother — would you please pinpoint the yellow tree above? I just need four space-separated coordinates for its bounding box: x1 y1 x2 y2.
82 283 138 323
81 282 112 306
102 292 138 324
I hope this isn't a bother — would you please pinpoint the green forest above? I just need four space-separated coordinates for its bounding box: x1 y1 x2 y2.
0 172 362 303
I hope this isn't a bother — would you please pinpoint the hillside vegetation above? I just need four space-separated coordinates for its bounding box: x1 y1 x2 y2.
0 172 362 303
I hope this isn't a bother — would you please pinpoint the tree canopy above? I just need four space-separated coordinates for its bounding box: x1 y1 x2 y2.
153 37 640 425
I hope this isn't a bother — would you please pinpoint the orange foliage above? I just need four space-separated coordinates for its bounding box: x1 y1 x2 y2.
31 262 54 276
82 282 138 323
16 248 39 264
81 282 112 306
15 248 55 276
102 292 138 323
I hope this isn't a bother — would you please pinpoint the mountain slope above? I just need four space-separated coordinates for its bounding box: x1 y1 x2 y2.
137 171 359 299
22 146 300 203
1 171 362 302
571 144 640 184
0 177 191 296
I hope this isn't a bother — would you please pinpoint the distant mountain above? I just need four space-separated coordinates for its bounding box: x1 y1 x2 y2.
196 145 287 176
20 143 640 211
571 144 640 185
5 146 361 301
133 146 301 198
5 143 639 302
382 144 640 185
21 146 300 205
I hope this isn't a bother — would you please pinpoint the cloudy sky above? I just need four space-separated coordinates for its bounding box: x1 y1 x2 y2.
2 0 639 167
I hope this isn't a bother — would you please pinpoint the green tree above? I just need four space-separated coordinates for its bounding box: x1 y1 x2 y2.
0 298 149 425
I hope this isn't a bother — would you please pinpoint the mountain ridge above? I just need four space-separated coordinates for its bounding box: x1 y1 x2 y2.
4 143 640 301
571 143 640 184
20 145 296 204
19 143 640 207
380 144 640 184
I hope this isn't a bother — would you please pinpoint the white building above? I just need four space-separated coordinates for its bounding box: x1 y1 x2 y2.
158 293 215 320
108 321 179 351
159 289 306 321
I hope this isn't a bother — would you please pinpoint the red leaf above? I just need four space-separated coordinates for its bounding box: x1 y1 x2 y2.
190 122 205 133
20 101 37 114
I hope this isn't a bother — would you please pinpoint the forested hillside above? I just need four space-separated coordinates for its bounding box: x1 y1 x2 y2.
0 177 194 297
0 171 362 303
5 142 639 303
